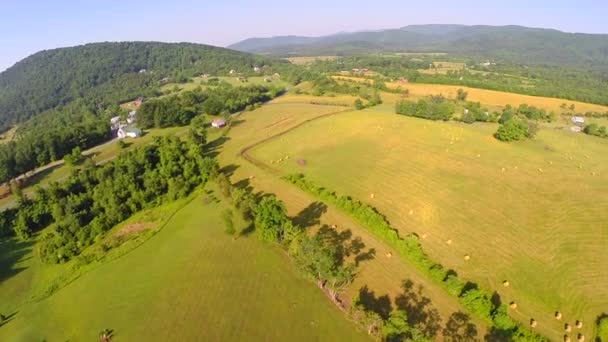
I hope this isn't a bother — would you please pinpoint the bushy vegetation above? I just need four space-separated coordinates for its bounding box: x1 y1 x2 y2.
0 134 218 262
494 105 541 142
583 123 608 139
395 95 455 121
349 299 430 342
461 101 495 123
139 84 279 128
284 173 547 342
308 76 385 106
597 316 608 342
0 107 111 183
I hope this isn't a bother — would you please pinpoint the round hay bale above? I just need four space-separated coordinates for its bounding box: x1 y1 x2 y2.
285 155 289 160
549 161 553 165
385 252 393 258
575 320 583 329
421 234 428 239
249 175 255 180
503 280 510 287
555 311 563 320
370 193 375 199
578 164 583 169
565 324 572 332
538 168 544 173
509 302 517 309
577 333 585 342
446 239 453 245
331 224 337 229
564 335 571 342
409 209 414 215
530 319 537 328
464 254 471 261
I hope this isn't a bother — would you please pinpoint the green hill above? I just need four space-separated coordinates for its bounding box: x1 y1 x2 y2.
229 24 608 68
0 42 285 131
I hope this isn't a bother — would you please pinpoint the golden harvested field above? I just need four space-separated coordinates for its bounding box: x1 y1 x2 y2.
217 101 490 340
336 76 608 113
249 104 608 341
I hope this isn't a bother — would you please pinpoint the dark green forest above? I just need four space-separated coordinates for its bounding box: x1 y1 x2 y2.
0 41 299 131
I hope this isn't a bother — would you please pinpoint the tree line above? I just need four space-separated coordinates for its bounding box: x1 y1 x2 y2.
284 173 547 342
0 133 218 263
212 172 433 341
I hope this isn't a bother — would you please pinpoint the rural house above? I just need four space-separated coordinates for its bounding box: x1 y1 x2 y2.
211 119 226 128
117 126 142 138
571 116 585 124
127 111 137 124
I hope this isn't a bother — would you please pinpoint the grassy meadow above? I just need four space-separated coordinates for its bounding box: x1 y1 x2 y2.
0 188 368 341
248 99 608 341
215 101 491 339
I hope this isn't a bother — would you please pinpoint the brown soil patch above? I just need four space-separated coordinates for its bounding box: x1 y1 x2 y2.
114 222 155 237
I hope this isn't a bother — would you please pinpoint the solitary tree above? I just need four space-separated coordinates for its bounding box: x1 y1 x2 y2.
354 98 365 110
457 88 468 101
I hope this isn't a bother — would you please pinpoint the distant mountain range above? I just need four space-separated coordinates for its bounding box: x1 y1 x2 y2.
229 24 608 67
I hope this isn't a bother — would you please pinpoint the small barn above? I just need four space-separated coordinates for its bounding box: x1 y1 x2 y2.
211 119 226 128
571 116 585 124
117 126 142 139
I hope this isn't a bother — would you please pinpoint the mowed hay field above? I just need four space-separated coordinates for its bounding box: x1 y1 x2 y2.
336 76 608 113
250 106 608 341
217 101 491 339
0 194 367 341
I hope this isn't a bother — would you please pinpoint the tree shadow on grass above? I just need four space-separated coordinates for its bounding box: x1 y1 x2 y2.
442 311 479 342
220 164 240 178
292 201 327 229
0 311 18 328
395 279 443 338
357 285 393 320
0 238 34 285
205 136 231 158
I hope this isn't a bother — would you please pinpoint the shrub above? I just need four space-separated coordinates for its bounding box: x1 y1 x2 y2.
495 118 529 142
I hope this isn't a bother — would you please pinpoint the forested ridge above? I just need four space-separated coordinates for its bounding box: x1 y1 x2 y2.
0 41 291 131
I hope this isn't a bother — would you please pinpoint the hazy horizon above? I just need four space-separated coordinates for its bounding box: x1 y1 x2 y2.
1 0 607 72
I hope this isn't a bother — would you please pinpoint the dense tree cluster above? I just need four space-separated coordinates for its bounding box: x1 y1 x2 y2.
284 173 547 342
395 95 455 121
0 135 218 262
461 101 496 123
494 105 541 142
0 107 111 183
138 84 280 128
583 123 608 139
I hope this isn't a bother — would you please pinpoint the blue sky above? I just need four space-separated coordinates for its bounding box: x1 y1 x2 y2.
0 0 606 71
